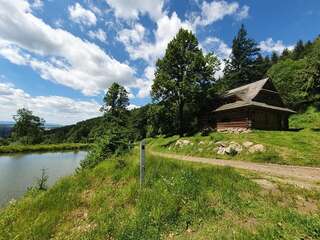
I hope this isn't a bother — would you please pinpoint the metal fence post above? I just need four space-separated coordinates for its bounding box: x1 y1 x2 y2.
140 139 146 187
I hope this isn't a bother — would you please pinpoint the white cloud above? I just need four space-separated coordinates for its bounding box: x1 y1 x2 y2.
259 38 294 54
0 0 137 96
119 12 193 63
127 104 140 110
0 82 101 125
202 37 231 78
118 24 146 46
88 29 107 42
68 2 97 26
236 5 250 20
194 1 249 26
203 37 231 59
31 0 43 9
105 0 164 21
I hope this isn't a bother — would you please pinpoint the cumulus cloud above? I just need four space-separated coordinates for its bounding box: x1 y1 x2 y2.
203 37 231 59
105 0 164 21
236 5 250 20
119 12 193 63
68 2 97 26
194 0 249 26
259 38 294 54
202 37 231 78
0 0 137 96
31 0 43 9
0 82 101 125
88 29 107 42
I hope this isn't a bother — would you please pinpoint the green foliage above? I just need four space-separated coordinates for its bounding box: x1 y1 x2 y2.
289 104 320 129
11 108 45 144
223 24 260 88
36 168 49 191
268 59 308 107
101 82 129 119
152 28 220 136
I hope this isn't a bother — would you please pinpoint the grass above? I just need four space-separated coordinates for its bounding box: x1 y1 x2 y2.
290 105 320 129
148 128 320 167
146 105 320 167
0 143 91 154
0 149 320 239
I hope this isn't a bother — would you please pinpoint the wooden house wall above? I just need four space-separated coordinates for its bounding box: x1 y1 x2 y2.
215 108 289 130
215 109 250 129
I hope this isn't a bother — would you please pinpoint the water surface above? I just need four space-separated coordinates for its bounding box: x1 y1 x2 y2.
0 151 87 207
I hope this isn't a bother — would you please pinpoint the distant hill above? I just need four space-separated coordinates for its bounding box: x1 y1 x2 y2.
0 122 62 139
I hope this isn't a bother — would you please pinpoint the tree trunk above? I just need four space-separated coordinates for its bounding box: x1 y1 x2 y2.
178 101 184 137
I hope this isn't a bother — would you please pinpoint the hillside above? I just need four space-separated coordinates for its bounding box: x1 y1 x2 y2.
1 149 320 239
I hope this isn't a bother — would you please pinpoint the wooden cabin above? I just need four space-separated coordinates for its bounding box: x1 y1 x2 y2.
213 78 296 131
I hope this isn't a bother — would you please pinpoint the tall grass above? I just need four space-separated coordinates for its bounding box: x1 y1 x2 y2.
0 150 319 239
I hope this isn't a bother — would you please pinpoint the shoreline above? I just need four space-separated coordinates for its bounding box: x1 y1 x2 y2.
0 143 91 155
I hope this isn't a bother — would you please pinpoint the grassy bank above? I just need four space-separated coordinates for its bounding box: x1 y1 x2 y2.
0 143 90 154
0 149 319 239
0 149 320 240
148 129 320 167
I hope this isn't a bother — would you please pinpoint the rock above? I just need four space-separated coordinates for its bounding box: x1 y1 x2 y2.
215 141 228 147
243 141 254 148
248 144 266 153
175 139 192 147
228 142 243 153
218 128 251 134
198 141 205 145
217 146 226 155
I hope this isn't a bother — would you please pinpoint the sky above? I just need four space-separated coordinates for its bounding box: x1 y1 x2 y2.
0 0 319 125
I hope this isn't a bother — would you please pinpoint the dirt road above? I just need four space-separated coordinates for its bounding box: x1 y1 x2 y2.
150 151 320 189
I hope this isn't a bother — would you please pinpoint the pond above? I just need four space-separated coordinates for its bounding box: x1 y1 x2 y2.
0 151 87 207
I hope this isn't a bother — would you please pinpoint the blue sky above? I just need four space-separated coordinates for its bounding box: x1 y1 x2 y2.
0 0 319 124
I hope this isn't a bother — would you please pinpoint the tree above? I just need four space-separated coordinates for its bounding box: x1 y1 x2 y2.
301 39 320 102
11 108 45 144
280 48 291 60
271 51 279 64
151 28 219 136
292 40 305 60
100 82 129 124
267 59 308 107
223 24 260 88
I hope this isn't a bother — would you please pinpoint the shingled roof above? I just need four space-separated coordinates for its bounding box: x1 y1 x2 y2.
214 78 296 113
224 78 269 101
214 100 296 113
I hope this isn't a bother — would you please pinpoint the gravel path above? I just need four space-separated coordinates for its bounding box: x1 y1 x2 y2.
150 151 320 189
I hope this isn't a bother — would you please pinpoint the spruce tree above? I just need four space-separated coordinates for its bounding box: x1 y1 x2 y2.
223 24 260 88
292 40 305 60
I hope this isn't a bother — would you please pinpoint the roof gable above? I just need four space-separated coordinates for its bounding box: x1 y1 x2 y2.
225 78 269 101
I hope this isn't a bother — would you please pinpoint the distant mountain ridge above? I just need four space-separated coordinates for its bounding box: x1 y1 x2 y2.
0 122 62 138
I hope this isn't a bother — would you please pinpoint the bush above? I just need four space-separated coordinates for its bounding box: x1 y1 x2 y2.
200 127 213 136
80 130 131 169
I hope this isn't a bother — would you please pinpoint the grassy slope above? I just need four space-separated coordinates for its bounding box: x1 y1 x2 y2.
0 143 90 154
148 105 320 167
1 149 320 239
149 129 320 166
290 105 320 129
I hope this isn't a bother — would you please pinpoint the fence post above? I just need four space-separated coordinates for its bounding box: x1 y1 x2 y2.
140 139 146 187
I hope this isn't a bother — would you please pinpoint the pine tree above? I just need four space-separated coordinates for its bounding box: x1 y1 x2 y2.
292 40 305 60
271 51 279 64
223 24 260 88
